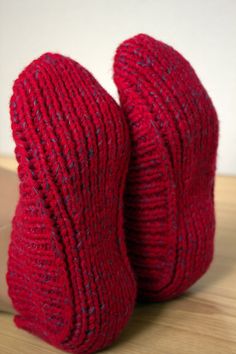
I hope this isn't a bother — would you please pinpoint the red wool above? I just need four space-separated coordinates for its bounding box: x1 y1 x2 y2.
113 34 219 301
7 53 136 353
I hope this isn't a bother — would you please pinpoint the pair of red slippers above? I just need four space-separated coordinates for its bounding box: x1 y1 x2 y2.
7 34 219 353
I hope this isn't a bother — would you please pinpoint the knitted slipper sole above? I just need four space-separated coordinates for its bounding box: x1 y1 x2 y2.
113 34 219 301
7 53 136 353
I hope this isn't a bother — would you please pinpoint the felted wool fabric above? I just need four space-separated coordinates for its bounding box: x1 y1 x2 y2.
7 53 136 353
113 34 219 301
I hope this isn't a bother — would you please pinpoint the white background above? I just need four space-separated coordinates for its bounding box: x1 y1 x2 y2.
0 0 235 174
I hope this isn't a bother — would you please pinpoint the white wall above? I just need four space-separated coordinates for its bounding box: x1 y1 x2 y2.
0 0 235 174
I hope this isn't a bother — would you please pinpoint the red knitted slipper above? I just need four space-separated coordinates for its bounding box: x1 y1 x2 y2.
7 53 136 353
113 34 219 301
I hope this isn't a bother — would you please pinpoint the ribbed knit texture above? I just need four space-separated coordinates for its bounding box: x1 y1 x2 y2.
7 53 136 353
113 34 219 301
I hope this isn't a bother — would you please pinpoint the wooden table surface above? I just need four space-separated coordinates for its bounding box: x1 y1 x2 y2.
0 156 236 354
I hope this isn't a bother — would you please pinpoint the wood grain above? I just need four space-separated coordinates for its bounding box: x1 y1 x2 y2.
0 158 235 354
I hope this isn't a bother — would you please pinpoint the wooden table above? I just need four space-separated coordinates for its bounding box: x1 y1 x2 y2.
0 156 236 354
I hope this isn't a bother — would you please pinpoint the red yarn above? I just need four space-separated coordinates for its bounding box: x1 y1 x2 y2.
113 34 219 301
7 53 136 353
